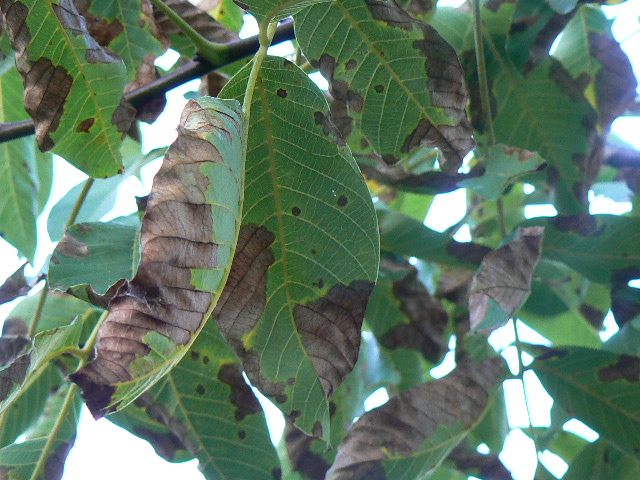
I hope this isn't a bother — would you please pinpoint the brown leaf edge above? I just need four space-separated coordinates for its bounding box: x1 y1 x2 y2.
71 98 242 418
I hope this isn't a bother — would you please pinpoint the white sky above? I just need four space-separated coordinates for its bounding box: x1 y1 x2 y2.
0 2 638 479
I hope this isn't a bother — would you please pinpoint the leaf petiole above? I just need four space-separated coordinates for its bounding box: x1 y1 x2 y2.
150 0 230 64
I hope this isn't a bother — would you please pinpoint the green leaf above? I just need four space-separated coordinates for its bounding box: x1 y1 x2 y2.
219 56 379 439
525 214 640 285
49 220 140 303
0 364 65 449
7 291 100 335
325 358 506 479
553 5 637 129
564 440 640 479
0 53 38 262
533 347 640 460
71 98 244 418
296 0 474 172
109 321 280 479
0 383 82 480
241 0 332 23
47 138 163 241
2 0 129 177
212 0 245 33
35 150 54 216
461 145 545 201
75 0 167 82
377 206 491 270
0 318 84 415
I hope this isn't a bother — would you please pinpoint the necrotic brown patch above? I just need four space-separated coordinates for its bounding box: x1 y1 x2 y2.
277 88 288 98
293 281 374 397
218 363 263 421
71 100 241 418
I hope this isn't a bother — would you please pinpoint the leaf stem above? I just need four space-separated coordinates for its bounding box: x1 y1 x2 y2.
65 178 94 230
241 21 277 160
150 0 228 64
472 0 539 469
28 281 49 338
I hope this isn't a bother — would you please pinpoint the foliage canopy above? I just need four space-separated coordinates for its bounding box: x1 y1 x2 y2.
0 0 639 479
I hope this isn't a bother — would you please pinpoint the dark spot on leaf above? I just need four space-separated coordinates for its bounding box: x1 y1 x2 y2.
550 215 598 236
272 468 282 480
238 430 246 439
579 304 605 328
345 59 358 70
317 54 364 114
195 384 206 395
313 279 324 289
329 401 337 417
374 85 384 93
191 351 199 360
277 88 287 98
598 355 640 383
292 206 301 216
314 111 346 147
285 421 330 479
445 240 491 267
311 249 317 255
55 232 90 258
287 377 295 386
367 0 414 30
76 118 95 133
133 427 185 462
45 436 76 480
283 58 294 68
218 363 262 421
537 348 569 361
275 394 288 404
112 97 137 133
289 410 301 421
203 355 210 365
337 195 348 207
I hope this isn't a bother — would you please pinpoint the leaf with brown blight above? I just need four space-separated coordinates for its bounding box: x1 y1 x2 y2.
470 226 544 332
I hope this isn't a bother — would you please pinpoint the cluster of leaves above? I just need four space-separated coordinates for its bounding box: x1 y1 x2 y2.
0 0 638 479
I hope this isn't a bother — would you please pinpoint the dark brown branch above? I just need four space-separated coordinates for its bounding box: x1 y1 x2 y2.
0 20 295 144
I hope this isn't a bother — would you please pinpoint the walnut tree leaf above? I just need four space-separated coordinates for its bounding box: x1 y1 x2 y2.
470 226 544 332
325 357 506 480
1 0 128 177
70 97 244 418
295 0 475 173
219 56 379 440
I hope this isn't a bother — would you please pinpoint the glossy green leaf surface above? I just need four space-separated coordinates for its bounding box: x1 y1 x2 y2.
533 347 640 459
296 0 474 172
2 0 128 177
110 320 280 480
220 56 379 439
564 440 640 479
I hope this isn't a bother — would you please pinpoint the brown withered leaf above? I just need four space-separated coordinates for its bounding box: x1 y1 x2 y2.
0 262 33 305
325 357 506 480
470 227 544 332
152 0 238 44
71 98 243 418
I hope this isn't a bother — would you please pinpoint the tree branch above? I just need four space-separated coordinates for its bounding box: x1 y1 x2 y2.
0 20 295 144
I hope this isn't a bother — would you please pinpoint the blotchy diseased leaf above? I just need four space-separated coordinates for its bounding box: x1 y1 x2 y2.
220 56 379 439
238 0 331 23
326 357 506 480
553 5 637 131
109 320 280 480
470 226 544 331
1 0 128 177
0 262 33 306
75 0 166 82
71 98 244 418
296 0 475 172
533 347 640 460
